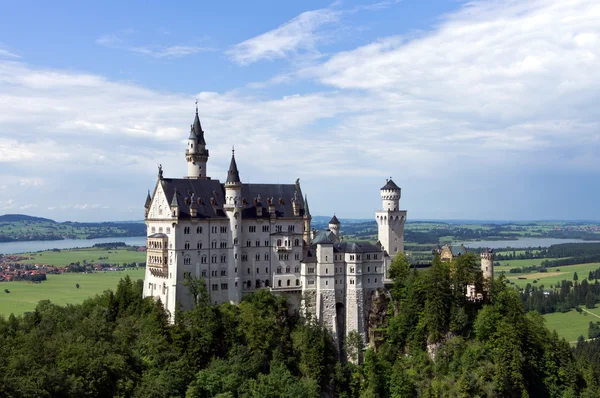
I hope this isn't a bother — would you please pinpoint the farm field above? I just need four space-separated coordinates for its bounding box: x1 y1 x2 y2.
504 262 600 288
544 309 600 343
497 258 569 268
0 268 145 316
15 247 146 267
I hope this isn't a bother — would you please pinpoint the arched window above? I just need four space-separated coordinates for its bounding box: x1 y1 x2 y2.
197 242 202 249
287 279 290 286
212 255 217 263
278 280 282 287
255 253 260 261
285 266 290 273
201 255 207 264
294 239 299 246
197 226 202 234
201 270 207 277
277 239 282 246
277 267 282 274
185 242 190 250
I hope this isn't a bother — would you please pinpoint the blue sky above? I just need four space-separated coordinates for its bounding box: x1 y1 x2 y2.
1 0 599 222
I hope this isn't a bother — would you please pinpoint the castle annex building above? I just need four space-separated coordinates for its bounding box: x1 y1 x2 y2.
143 107 407 350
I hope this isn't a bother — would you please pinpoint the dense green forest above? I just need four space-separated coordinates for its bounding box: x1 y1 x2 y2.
1 254 599 397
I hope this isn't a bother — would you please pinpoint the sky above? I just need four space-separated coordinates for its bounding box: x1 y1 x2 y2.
1 0 600 222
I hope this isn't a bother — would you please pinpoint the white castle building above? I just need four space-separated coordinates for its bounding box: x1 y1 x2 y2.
143 107 407 350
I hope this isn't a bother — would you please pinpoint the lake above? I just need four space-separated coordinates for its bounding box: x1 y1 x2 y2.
461 238 600 249
0 236 147 255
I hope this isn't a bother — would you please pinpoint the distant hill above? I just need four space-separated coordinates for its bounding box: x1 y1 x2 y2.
0 214 55 223
0 214 146 243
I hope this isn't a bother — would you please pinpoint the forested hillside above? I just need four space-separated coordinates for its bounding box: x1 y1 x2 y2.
0 214 145 242
1 254 599 397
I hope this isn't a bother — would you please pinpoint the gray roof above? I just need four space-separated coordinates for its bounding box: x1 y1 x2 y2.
159 178 305 219
329 215 340 225
304 195 311 217
148 233 168 238
450 245 467 256
190 108 206 145
226 153 241 184
145 190 152 208
334 241 382 254
381 178 400 190
171 189 179 207
312 230 334 245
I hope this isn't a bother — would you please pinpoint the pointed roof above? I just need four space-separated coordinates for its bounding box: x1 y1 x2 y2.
171 189 179 207
329 215 340 225
226 149 241 184
381 177 400 191
312 230 334 245
304 195 311 217
191 103 206 145
145 190 152 208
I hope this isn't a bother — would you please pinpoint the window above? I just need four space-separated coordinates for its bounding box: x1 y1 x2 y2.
265 267 268 273
256 280 261 288
296 279 300 286
234 238 238 245
278 254 289 261
211 270 217 277
221 283 228 290
246 240 251 247
220 226 227 233
211 241 217 249
325 268 328 274
277 239 282 246
221 255 226 263
374 254 378 260
247 268 250 274
350 279 355 285
294 239 300 246
367 254 371 260
211 226 217 233
350 267 355 273
197 242 202 249
166 227 171 234
249 226 256 233
308 267 315 274
287 279 291 286
255 253 260 261
288 225 295 232
294 266 299 273
221 269 227 276
255 240 260 247
220 242 227 249
265 280 269 287
368 279 370 283
242 255 248 262
286 266 290 273
278 280 282 287
184 271 190 279
201 255 207 264
264 253 269 261
375 267 378 272
277 267 282 274
201 270 207 277
235 268 238 273
368 267 370 272
151 227 156 233
184 242 190 250
325 281 328 286
350 255 355 260
375 278 377 283
276 225 282 232
184 227 190 234
247 281 251 288
211 255 217 263
262 225 269 232
197 226 202 234
256 267 259 274
308 280 315 285
158 227 163 233
264 240 269 247
212 284 218 291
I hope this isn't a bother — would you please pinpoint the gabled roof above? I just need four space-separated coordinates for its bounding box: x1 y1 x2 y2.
333 241 382 254
329 215 340 225
158 178 304 219
381 178 400 190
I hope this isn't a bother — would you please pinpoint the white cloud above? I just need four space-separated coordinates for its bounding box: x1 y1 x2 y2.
19 178 45 187
19 204 36 210
96 30 212 58
0 199 15 209
0 48 20 58
227 8 340 65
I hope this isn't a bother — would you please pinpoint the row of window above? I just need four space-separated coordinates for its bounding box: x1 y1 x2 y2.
150 227 171 234
183 226 228 234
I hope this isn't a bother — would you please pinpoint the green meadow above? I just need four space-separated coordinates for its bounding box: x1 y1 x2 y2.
544 308 600 343
0 268 145 316
502 262 600 289
16 247 146 267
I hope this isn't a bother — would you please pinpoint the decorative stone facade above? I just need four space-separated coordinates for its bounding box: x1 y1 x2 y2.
143 108 404 361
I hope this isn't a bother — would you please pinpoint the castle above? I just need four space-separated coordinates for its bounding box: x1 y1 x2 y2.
142 106 407 352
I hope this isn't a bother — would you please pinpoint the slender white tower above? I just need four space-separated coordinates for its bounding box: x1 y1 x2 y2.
223 148 243 303
185 102 210 179
376 178 407 283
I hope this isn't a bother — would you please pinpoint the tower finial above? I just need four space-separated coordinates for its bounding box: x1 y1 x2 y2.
158 164 163 179
232 145 235 156
195 99 198 113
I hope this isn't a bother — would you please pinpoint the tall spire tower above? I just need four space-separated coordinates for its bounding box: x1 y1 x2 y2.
375 177 407 272
185 102 210 179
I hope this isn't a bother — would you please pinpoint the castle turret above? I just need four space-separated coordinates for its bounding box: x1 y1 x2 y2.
170 189 180 218
185 103 210 179
481 249 494 281
144 190 152 217
375 177 407 283
328 215 340 240
223 148 242 303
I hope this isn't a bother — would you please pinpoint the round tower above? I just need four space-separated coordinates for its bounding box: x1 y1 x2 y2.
185 102 210 179
481 249 494 280
380 177 401 211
